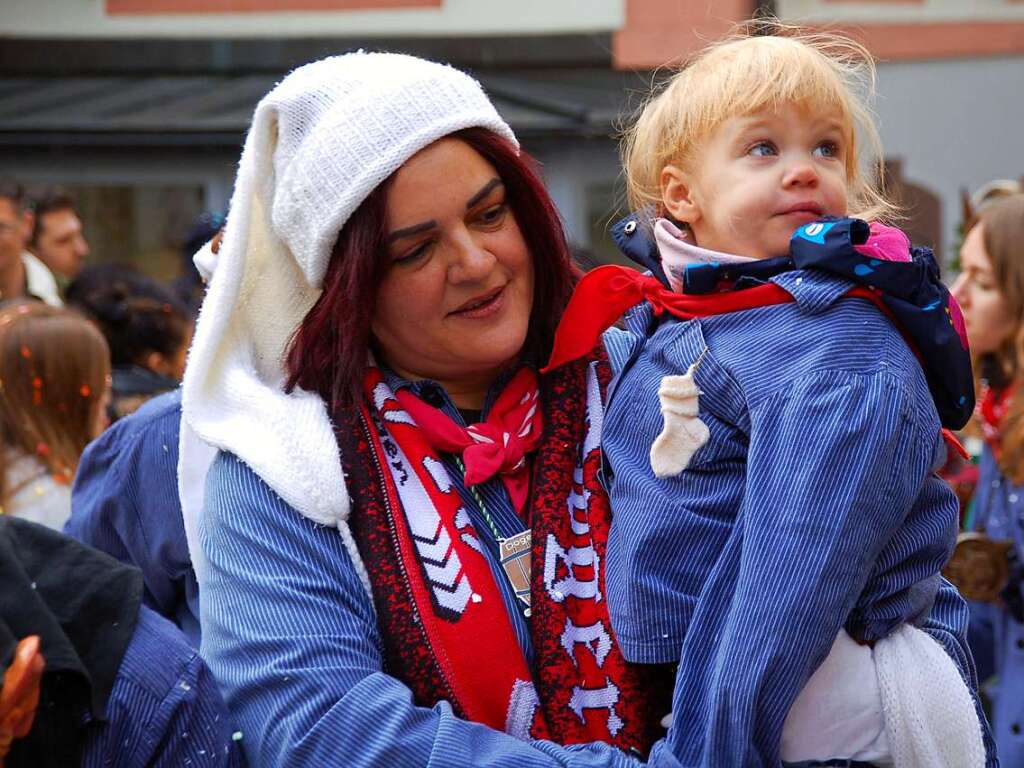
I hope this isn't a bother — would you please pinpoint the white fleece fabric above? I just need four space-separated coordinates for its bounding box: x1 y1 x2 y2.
179 53 516 597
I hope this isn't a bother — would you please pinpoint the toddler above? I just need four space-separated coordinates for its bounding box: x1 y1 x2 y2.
546 28 991 768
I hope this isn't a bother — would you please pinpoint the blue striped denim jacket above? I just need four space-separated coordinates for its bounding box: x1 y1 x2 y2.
81 604 243 767
67 389 201 648
601 268 997 767
194 305 992 766
198 359 667 768
968 446 1024 766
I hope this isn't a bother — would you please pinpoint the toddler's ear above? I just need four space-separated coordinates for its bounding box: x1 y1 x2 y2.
660 165 701 225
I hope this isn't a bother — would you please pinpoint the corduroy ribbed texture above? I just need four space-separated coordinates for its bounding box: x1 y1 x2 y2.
601 268 997 766
81 605 242 767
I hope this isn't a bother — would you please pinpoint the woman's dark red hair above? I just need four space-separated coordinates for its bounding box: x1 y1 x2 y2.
285 127 576 407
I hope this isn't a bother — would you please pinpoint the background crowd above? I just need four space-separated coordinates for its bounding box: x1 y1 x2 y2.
0 46 1022 768
4 181 1024 766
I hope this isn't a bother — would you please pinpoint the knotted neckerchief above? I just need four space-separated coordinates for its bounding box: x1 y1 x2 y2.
333 353 666 755
543 266 797 372
544 265 968 461
393 367 541 516
979 383 1014 460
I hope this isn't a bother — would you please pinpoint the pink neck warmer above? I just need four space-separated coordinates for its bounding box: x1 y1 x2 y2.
653 218 755 293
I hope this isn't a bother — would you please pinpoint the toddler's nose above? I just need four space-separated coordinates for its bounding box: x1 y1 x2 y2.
783 161 819 188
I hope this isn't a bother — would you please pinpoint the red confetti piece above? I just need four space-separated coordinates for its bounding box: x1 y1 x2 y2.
36 442 50 458
32 377 42 389
20 345 31 359
79 384 91 397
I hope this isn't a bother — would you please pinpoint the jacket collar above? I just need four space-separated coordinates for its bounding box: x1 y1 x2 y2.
610 211 670 288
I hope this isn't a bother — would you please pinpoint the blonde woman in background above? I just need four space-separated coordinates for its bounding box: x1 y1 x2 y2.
954 193 1024 767
0 302 110 529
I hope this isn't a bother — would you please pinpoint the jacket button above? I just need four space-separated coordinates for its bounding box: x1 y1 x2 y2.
623 220 637 235
1017 638 1024 650
1013 723 1021 735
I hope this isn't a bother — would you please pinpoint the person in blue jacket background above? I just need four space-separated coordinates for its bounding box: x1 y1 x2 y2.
954 193 1024 766
0 515 240 767
65 388 199 648
63 229 220 648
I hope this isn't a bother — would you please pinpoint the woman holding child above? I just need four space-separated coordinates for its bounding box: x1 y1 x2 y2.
182 52 670 767
186 27 992 768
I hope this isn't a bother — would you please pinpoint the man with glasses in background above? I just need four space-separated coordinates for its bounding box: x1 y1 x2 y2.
0 181 61 307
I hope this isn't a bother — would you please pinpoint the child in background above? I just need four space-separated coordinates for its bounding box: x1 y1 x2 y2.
0 302 110 529
66 264 192 421
546 27 992 767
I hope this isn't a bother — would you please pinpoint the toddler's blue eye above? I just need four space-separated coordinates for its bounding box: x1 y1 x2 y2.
749 141 777 157
814 141 839 158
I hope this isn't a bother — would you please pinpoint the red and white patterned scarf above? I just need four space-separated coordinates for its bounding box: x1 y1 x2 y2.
979 382 1014 459
332 351 664 753
392 367 541 515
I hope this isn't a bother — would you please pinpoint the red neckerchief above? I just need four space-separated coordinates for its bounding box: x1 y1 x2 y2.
979 383 1014 459
543 264 969 460
333 356 665 754
542 265 795 372
393 368 541 516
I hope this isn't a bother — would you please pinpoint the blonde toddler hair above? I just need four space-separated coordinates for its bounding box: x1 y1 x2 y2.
623 22 898 225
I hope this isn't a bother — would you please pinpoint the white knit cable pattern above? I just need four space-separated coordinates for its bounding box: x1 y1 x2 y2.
179 53 516 600
875 623 986 767
649 366 709 478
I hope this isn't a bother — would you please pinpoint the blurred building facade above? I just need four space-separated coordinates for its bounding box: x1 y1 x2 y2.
0 0 1021 275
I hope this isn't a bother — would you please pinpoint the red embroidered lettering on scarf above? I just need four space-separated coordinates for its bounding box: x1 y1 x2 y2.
331 351 665 754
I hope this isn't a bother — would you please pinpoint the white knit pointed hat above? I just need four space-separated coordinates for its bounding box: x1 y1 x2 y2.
179 53 516 593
